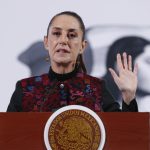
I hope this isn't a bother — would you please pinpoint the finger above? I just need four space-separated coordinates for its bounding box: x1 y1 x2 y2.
109 68 119 82
117 53 123 71
123 52 128 69
133 63 138 75
128 55 132 71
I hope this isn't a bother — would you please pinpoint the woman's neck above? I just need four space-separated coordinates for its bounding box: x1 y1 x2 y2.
51 63 75 74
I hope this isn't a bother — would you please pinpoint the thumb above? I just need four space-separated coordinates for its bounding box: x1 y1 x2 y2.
109 68 119 82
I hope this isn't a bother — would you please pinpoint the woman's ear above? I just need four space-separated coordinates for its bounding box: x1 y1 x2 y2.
80 40 88 54
44 36 49 50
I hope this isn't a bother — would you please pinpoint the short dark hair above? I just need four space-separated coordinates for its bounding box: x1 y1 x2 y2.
106 36 150 69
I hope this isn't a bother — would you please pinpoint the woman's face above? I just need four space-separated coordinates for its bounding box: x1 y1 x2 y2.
135 45 150 93
44 15 86 67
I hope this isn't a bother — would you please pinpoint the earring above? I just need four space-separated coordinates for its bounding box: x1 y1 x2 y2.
45 56 50 62
76 54 80 67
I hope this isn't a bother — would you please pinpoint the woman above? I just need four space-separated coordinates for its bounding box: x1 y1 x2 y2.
7 11 138 112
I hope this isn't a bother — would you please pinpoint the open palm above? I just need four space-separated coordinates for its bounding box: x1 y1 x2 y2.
109 52 138 104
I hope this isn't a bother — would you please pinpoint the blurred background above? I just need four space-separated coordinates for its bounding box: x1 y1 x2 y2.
0 0 150 112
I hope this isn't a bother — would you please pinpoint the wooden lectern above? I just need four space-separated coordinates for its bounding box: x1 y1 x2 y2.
0 113 149 150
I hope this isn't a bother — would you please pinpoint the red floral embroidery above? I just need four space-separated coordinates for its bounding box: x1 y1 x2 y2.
21 73 103 112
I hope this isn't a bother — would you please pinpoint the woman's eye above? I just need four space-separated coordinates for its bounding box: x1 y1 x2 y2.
68 33 76 38
52 32 61 36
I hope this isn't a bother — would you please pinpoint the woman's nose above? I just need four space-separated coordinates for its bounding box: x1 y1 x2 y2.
59 34 68 44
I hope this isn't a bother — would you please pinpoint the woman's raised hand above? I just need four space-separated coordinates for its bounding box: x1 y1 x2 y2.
109 52 138 104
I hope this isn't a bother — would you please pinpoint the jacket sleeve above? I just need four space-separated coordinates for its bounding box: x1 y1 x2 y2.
7 81 23 112
101 80 138 112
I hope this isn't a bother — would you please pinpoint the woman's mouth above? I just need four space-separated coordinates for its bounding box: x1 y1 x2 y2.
56 49 70 53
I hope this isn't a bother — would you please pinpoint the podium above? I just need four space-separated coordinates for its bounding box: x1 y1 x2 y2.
0 113 149 150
